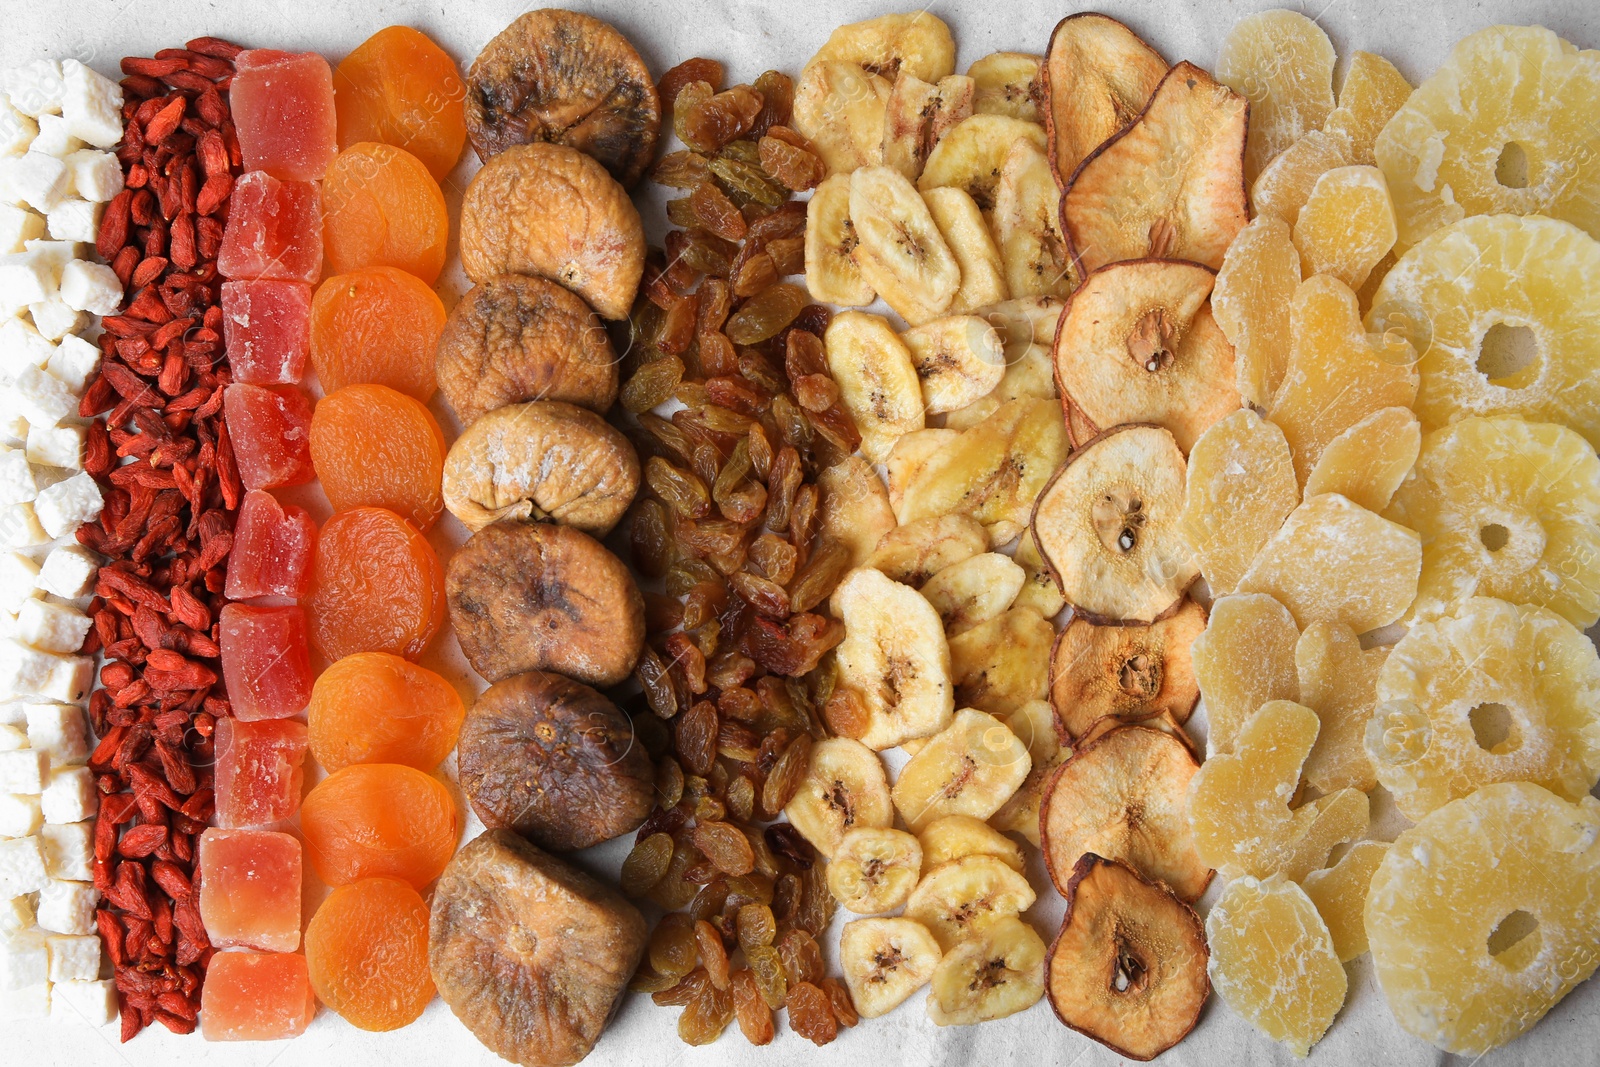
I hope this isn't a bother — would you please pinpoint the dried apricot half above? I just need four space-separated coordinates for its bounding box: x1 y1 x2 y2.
309 267 446 402
306 506 446 663
300 763 458 888
310 384 446 531
306 876 435 1031
323 141 449 284
334 26 467 182
308 652 465 773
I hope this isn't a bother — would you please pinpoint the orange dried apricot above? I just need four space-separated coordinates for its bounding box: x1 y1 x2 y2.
306 506 446 662
300 763 458 888
310 384 446 530
310 267 445 401
308 652 465 773
323 141 449 284
334 26 468 182
306 876 436 1031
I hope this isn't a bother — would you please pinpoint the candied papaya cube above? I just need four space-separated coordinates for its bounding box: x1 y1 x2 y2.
230 50 338 182
219 604 313 721
214 716 308 828
200 950 317 1041
224 490 317 600
221 280 312 385
218 172 323 283
223 383 314 490
198 827 302 952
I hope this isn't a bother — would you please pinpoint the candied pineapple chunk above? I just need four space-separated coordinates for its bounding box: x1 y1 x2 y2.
1268 275 1418 484
1366 782 1600 1056
1375 25 1600 248
1367 596 1600 820
1322 52 1412 167
1178 410 1298 596
1302 406 1419 513
1188 700 1370 881
1207 873 1346 1058
1292 165 1397 291
1294 622 1385 794
1301 839 1388 962
1237 494 1421 633
1251 129 1350 224
1386 416 1600 628
1212 214 1300 408
1192 593 1299 756
1215 9 1337 183
1366 214 1600 453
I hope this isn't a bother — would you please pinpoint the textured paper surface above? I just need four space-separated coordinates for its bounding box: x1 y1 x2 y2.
9 1 1600 1064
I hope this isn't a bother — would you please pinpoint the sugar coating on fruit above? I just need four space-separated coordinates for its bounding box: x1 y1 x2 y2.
1302 406 1419 513
1192 593 1299 756
1292 165 1397 291
1322 51 1412 167
1178 410 1298 596
1294 622 1384 794
1301 839 1388 962
1366 215 1600 448
1367 596 1600 821
1250 129 1351 224
1215 9 1337 183
1366 782 1600 1056
1238 493 1420 633
1268 275 1418 485
1212 214 1300 408
1387 416 1600 628
1207 873 1346 1058
1374 26 1600 247
1188 700 1369 881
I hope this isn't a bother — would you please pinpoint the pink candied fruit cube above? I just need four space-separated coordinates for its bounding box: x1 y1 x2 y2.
225 490 317 600
219 604 313 721
198 827 303 952
221 280 312 384
200 951 317 1041
214 716 308 828
218 172 323 283
230 50 338 182
223 383 314 490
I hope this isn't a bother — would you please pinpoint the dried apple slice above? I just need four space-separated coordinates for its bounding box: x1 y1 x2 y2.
1052 260 1238 453
1177 410 1299 596
1192 593 1300 757
1062 61 1248 275
1211 213 1300 408
1301 839 1389 962
1042 13 1167 187
1075 710 1196 760
1040 724 1211 901
1302 406 1419 513
1048 600 1204 740
1031 424 1198 625
1188 700 1371 881
1046 854 1209 1061
1215 9 1337 183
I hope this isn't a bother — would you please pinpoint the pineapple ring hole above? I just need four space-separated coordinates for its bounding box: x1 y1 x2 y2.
1486 909 1541 969
1468 701 1518 754
1475 323 1539 383
1479 523 1511 552
1494 142 1532 190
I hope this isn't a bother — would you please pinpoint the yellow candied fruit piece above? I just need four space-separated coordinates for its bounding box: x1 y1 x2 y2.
1302 406 1419 513
1238 493 1420 634
1250 129 1350 224
1366 783 1600 1056
1294 621 1385 794
1206 872 1347 1058
1301 839 1389 962
1323 51 1412 167
1292 165 1397 291
1177 410 1299 596
1188 699 1369 881
1212 214 1301 408
1192 593 1299 757
1268 275 1418 485
1367 596 1600 821
1215 9 1337 184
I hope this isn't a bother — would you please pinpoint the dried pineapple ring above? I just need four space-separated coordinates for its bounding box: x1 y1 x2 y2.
1385 416 1600 628
1366 782 1600 1056
1367 215 1600 448
1375 25 1600 248
1367 596 1600 821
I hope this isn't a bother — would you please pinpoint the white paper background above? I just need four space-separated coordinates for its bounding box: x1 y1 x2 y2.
10 1 1600 1065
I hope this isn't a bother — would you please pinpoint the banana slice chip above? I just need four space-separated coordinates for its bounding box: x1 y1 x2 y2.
816 455 897 568
948 607 1055 715
806 11 957 83
906 854 1038 951
793 61 892 176
923 187 1010 314
840 917 943 1019
969 52 1045 123
892 708 1032 830
850 166 962 325
782 736 893 858
927 915 1047 1025
826 827 924 914
885 429 960 514
918 814 1027 873
920 552 1026 634
804 173 875 306
831 566 954 750
883 73 975 180
823 311 925 463
901 314 1005 414
918 114 1048 213
992 139 1076 300
865 513 989 587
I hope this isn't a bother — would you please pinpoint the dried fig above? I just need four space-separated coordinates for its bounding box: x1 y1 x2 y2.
465 9 661 188
459 670 653 851
442 401 640 536
460 142 645 320
438 274 620 426
430 829 647 1067
447 520 645 688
